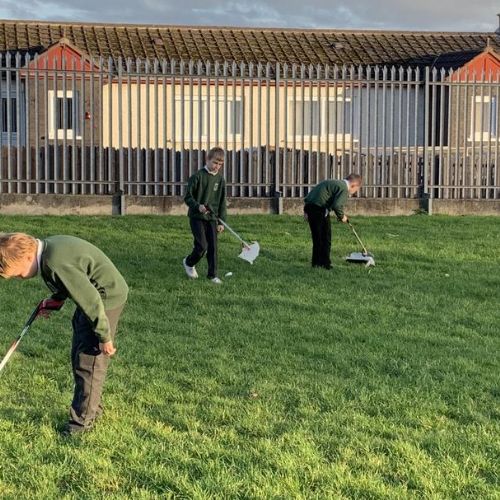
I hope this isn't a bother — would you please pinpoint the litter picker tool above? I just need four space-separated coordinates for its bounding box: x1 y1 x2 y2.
0 299 64 374
217 219 260 265
345 221 375 267
205 205 260 264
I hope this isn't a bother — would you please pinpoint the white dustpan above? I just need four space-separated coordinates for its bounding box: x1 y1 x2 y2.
346 222 375 267
346 251 375 267
239 242 260 264
218 219 260 264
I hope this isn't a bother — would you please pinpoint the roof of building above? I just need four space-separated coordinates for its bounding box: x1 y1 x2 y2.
1 19 499 69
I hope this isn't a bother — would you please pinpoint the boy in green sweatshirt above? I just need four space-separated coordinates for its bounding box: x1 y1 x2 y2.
304 174 362 269
183 147 227 284
0 233 128 435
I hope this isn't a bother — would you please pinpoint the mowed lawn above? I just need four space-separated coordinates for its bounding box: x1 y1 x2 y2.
0 214 498 499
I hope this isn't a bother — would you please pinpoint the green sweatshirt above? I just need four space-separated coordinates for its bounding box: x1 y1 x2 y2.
184 168 227 222
304 179 349 220
40 236 128 343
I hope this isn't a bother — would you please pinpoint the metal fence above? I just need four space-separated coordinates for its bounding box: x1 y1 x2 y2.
1 53 499 200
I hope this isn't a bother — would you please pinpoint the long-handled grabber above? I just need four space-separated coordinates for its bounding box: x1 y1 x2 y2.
217 219 260 265
345 221 376 267
0 299 64 374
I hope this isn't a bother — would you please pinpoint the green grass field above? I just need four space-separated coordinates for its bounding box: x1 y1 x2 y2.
0 214 498 499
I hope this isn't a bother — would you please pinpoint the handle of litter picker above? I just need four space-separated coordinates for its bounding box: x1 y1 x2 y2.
0 298 66 374
217 219 251 248
348 222 369 255
38 298 65 312
0 301 43 374
204 205 251 248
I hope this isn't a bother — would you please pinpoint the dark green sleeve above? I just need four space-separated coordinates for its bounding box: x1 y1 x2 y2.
331 189 348 220
218 179 227 222
50 291 68 301
184 173 200 211
46 272 69 301
53 265 111 343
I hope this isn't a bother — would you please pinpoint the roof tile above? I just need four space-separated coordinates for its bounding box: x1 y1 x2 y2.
0 19 498 69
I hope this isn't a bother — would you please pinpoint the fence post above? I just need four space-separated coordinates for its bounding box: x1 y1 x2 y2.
117 57 125 215
274 62 282 213
423 66 432 214
112 189 125 215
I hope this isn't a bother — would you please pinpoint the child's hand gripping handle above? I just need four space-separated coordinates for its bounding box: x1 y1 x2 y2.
36 298 65 319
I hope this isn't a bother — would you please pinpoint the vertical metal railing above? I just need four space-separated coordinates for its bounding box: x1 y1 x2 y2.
0 55 499 200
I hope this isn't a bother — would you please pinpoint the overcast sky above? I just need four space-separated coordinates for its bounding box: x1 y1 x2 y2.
0 0 498 32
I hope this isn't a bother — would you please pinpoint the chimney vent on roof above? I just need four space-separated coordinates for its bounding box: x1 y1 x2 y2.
496 13 500 34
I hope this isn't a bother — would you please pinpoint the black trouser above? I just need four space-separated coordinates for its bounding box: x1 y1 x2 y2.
69 305 124 431
186 218 218 279
304 203 332 269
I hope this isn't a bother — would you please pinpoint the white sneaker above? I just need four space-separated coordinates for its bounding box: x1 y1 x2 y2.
183 258 198 279
210 277 222 285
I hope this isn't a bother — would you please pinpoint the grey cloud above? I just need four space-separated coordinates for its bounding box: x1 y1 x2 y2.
0 0 498 32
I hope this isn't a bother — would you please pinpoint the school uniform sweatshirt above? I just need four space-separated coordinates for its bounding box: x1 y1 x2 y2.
304 179 349 220
184 168 227 222
40 235 128 343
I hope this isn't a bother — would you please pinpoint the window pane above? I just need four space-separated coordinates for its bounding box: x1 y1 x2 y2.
1 98 17 133
1 99 6 133
328 100 352 134
56 97 75 131
328 101 339 133
291 101 302 135
292 101 319 136
344 101 352 134
198 99 206 137
491 97 497 137
475 101 486 134
176 99 206 139
307 102 320 136
304 103 311 134
229 100 242 135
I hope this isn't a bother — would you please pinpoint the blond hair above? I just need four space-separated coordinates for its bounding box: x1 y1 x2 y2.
0 233 37 278
346 173 363 184
207 147 224 162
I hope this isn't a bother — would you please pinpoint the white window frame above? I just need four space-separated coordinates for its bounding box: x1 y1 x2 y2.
288 96 353 140
212 96 243 139
48 90 81 140
291 97 321 139
174 96 208 142
172 96 243 142
470 95 498 142
326 96 353 140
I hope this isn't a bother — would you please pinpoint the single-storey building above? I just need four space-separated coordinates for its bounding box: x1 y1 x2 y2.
1 19 499 151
